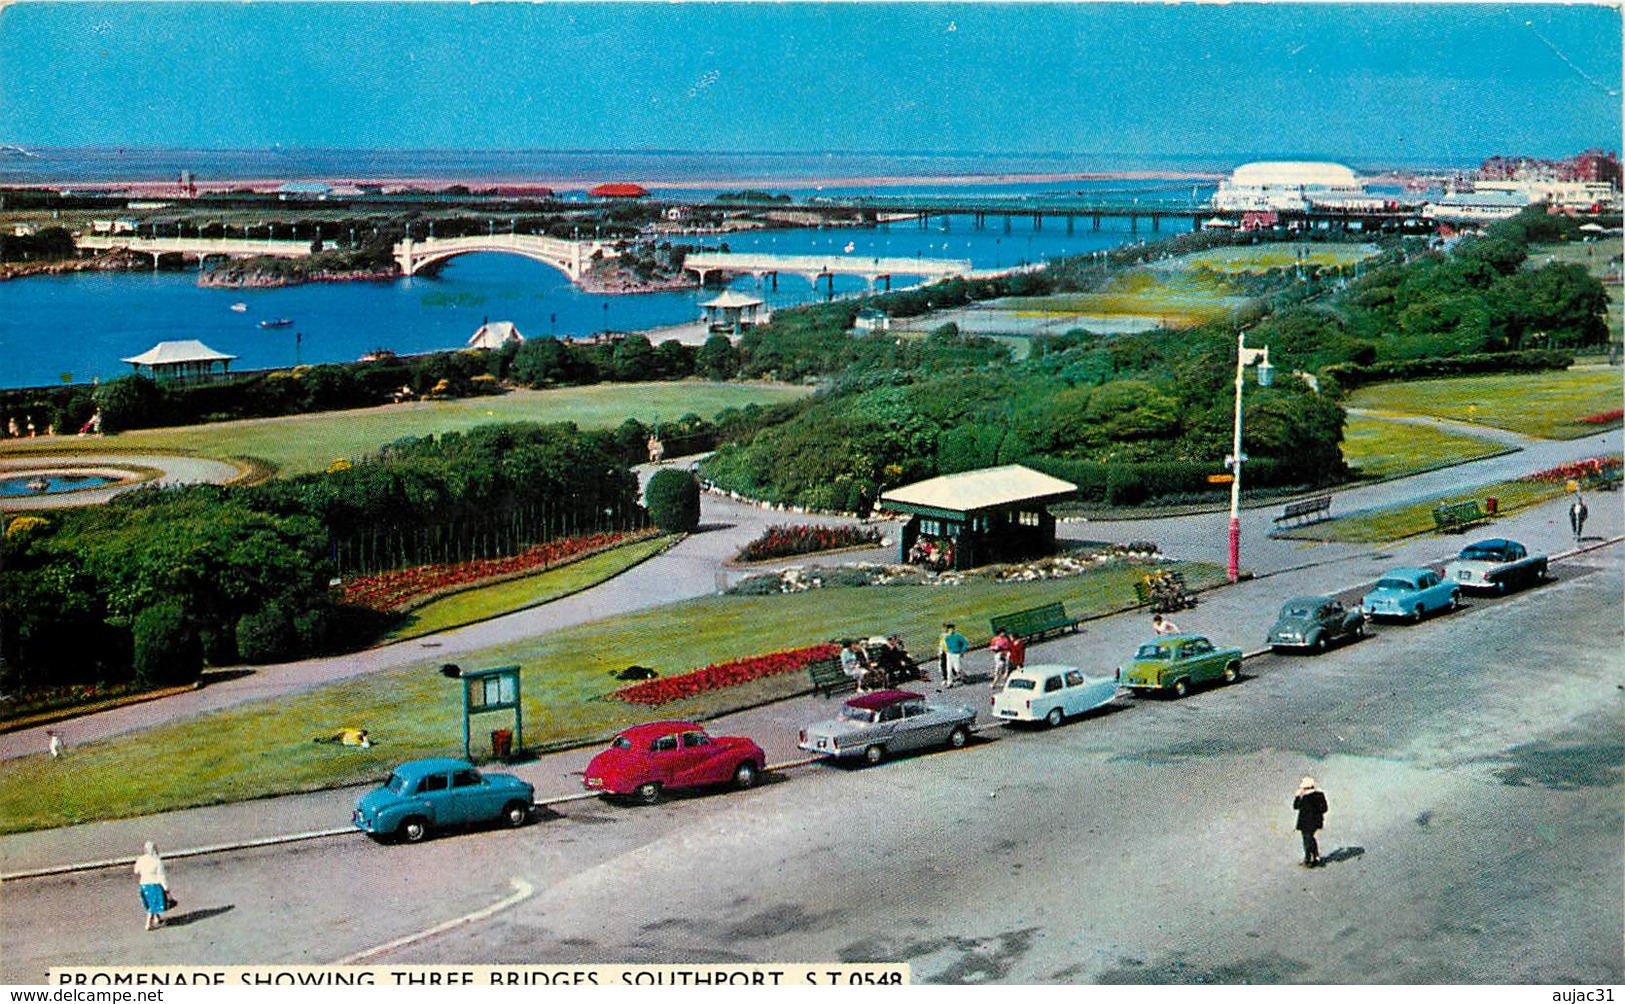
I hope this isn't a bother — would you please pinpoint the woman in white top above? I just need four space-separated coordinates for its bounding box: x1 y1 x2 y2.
133 842 170 931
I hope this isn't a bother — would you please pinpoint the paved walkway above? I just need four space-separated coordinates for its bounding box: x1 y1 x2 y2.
0 452 244 511
0 424 1617 765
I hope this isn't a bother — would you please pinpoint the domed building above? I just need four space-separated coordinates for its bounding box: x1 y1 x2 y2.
1212 161 1366 212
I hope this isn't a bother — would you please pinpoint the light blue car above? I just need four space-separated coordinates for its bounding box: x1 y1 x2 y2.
1360 567 1460 622
354 757 534 843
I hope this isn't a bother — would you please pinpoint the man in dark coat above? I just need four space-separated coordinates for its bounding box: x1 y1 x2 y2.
1293 776 1329 867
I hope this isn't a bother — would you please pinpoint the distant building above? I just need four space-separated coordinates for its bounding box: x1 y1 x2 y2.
881 464 1078 571
1211 162 1365 212
853 307 891 333
1474 179 1616 212
121 340 236 383
277 183 331 201
590 183 649 199
701 290 766 332
468 320 525 350
1423 189 1533 223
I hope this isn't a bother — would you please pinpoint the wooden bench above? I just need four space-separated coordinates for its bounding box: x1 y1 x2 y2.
807 657 858 698
1433 500 1489 533
1273 495 1332 526
990 602 1080 643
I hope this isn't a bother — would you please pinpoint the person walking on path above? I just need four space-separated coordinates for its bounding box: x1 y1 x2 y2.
47 729 61 759
133 841 171 930
1293 777 1329 867
938 623 969 688
988 627 1014 689
1570 494 1589 542
1152 613 1179 636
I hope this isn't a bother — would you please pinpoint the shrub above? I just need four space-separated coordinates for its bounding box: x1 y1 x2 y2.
645 469 701 533
236 603 300 663
737 523 882 562
132 600 203 686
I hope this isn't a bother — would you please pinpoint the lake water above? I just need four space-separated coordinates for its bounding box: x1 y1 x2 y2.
0 177 1212 389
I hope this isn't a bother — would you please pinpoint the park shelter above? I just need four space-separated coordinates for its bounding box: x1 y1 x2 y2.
880 464 1077 571
701 290 767 332
468 320 524 349
120 340 236 383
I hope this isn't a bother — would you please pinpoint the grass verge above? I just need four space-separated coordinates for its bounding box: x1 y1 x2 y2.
1346 368 1624 440
1274 478 1578 544
1342 413 1513 480
382 535 678 641
0 558 1222 833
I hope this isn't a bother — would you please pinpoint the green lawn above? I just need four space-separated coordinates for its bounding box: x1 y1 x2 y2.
1148 242 1380 274
383 535 677 641
1275 478 1579 544
0 382 811 477
1342 413 1513 480
1347 368 1624 440
1006 268 1250 329
0 558 1222 833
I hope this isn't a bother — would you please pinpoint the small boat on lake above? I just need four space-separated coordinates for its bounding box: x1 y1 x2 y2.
230 302 248 312
259 318 293 329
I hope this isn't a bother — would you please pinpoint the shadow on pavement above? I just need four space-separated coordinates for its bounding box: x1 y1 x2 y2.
164 904 235 928
1319 846 1365 866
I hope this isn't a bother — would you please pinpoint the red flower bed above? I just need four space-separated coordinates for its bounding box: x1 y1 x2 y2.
612 643 842 705
342 531 640 611
1523 456 1623 485
1577 409 1624 425
738 523 882 563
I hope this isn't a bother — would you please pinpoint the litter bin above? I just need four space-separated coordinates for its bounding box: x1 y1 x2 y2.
1485 497 1498 515
490 729 513 760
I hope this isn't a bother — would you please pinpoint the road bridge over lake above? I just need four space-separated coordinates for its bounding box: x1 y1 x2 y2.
683 251 973 291
77 234 314 266
393 234 611 281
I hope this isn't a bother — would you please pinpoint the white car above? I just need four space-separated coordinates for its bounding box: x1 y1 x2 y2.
991 664 1118 727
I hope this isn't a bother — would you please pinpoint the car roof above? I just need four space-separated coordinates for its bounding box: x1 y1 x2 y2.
1461 538 1513 551
1009 664 1081 679
615 720 702 741
846 689 923 710
1141 633 1208 645
1376 567 1432 581
391 757 474 778
1281 595 1336 608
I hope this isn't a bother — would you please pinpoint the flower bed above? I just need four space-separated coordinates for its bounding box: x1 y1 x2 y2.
1522 456 1623 486
1577 409 1624 425
612 643 842 705
736 523 882 563
342 530 649 611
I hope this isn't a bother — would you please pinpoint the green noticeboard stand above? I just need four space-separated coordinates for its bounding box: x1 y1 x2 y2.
460 665 522 761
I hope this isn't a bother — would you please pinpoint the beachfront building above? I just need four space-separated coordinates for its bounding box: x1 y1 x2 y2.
701 290 767 332
1211 161 1366 213
121 339 236 383
880 464 1077 572
468 320 525 349
1423 189 1533 223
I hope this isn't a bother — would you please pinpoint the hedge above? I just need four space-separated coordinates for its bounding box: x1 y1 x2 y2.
1320 349 1575 396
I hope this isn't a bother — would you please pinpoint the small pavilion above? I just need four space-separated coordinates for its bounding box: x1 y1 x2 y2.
468 320 524 349
701 290 767 332
120 340 236 383
880 464 1077 571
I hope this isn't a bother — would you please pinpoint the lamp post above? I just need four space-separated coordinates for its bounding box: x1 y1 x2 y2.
1226 331 1272 582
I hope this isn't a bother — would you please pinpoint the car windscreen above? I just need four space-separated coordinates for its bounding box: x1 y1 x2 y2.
1135 644 1171 660
1459 546 1502 561
837 706 878 724
1005 678 1037 691
1374 578 1414 591
385 773 408 794
610 736 633 750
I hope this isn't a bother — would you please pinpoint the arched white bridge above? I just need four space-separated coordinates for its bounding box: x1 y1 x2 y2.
393 234 612 281
683 251 973 291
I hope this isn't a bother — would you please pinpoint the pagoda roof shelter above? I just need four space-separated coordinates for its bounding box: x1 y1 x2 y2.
120 339 236 383
880 464 1077 571
701 290 767 332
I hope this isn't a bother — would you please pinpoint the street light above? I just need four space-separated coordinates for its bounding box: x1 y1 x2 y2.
1225 331 1273 583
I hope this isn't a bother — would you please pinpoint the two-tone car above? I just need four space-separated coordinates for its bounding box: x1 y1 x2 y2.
583 721 766 805
1443 538 1548 594
992 664 1118 727
1116 634 1243 699
1360 567 1460 622
1267 595 1366 653
354 758 535 843
799 689 976 765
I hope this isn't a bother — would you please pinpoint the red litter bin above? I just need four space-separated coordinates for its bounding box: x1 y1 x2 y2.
490 729 513 760
1485 497 1498 515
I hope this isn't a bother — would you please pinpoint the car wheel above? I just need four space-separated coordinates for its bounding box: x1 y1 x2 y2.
1045 707 1064 728
502 801 530 828
398 817 429 844
1172 677 1190 699
947 725 970 749
1494 579 1507 595
1354 621 1366 639
1310 634 1326 654
634 781 663 805
1446 592 1459 611
1223 661 1240 684
1409 605 1423 623
733 761 760 791
863 744 886 765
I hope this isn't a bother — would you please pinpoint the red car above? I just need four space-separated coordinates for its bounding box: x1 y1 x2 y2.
583 721 766 804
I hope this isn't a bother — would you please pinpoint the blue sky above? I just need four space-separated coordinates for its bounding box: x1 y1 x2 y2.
0 2 1619 165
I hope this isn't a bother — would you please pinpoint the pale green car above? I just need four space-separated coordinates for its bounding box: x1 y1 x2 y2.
1117 634 1244 699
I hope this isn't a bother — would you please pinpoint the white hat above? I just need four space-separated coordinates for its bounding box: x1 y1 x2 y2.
1298 776 1317 792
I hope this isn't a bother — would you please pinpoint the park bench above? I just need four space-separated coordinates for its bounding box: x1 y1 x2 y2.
807 656 858 698
1432 500 1489 533
990 602 1081 643
1273 494 1333 526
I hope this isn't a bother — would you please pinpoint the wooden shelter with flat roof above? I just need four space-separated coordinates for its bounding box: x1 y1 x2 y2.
880 464 1077 571
120 339 236 383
